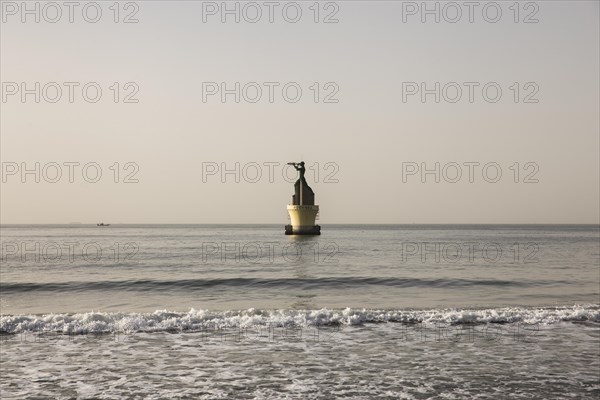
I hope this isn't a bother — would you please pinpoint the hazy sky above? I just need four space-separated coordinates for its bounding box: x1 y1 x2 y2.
1 0 599 224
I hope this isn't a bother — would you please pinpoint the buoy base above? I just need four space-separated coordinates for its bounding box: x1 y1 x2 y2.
286 205 320 235
285 224 321 235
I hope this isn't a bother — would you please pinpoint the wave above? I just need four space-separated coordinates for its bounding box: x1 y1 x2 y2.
1 305 598 334
0 276 567 293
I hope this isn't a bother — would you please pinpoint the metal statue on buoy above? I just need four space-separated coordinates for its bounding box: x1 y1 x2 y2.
285 161 321 235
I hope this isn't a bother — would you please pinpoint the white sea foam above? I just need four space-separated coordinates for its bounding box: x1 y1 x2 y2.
1 305 598 334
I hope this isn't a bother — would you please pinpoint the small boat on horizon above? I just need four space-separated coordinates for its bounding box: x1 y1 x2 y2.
97 223 111 227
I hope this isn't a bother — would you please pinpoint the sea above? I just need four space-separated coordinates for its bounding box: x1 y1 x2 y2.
1 224 599 399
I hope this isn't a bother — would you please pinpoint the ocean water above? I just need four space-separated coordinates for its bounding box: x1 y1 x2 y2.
1 224 599 399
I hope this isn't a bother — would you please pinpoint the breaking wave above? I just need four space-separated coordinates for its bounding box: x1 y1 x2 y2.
1 304 598 334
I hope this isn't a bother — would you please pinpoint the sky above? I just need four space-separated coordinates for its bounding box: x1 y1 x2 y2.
1 0 599 224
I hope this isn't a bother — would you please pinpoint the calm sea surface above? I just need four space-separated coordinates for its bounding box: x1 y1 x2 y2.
1 224 599 399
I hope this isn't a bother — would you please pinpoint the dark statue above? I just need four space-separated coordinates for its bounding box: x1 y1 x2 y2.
287 161 315 206
291 161 306 181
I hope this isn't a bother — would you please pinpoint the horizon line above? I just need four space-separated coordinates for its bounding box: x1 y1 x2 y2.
1 223 599 226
